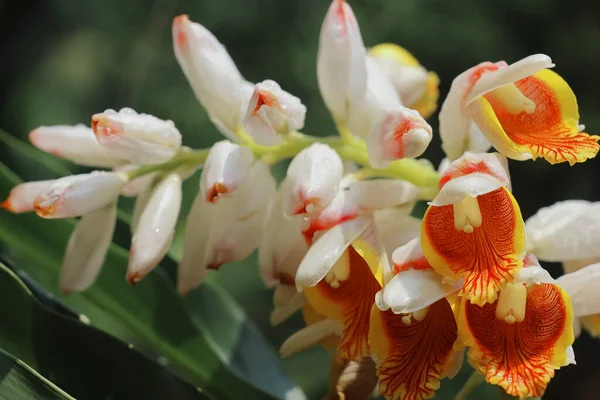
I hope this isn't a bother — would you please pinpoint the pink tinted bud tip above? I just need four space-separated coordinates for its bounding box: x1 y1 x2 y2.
0 198 12 212
251 91 277 116
91 114 123 138
173 15 190 48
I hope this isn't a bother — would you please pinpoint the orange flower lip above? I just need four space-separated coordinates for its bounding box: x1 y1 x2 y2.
421 187 526 305
304 246 381 361
459 283 574 398
369 299 459 400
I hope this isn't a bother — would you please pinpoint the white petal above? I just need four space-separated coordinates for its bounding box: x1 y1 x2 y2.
440 151 511 191
177 193 213 295
128 174 182 283
29 125 125 168
317 0 367 122
270 292 305 326
347 57 401 138
295 216 371 290
378 268 459 314
284 143 343 216
92 108 182 165
173 15 250 133
131 184 153 234
60 203 117 292
466 54 554 104
279 319 342 358
348 179 418 210
374 210 421 258
200 140 254 202
566 346 576 366
367 106 432 168
391 237 424 270
244 80 306 145
116 164 157 197
34 171 127 219
556 262 600 317
429 173 503 207
513 266 555 286
526 200 600 262
2 180 55 214
259 181 307 287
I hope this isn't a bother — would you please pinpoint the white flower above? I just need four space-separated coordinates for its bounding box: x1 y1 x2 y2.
128 173 183 283
33 171 127 219
29 124 125 168
177 161 276 294
60 203 117 293
244 80 306 145
317 0 367 123
199 140 254 203
283 143 344 216
1 180 56 214
173 15 253 137
92 108 182 165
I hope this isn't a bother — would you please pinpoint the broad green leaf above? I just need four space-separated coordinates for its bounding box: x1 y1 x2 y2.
0 348 73 400
0 161 276 400
0 262 211 400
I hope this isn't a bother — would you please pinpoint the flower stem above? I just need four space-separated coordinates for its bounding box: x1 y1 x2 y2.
126 149 210 180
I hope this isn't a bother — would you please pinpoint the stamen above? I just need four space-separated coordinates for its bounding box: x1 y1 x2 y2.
495 282 527 324
452 195 482 233
402 314 413 325
401 307 429 325
489 83 536 114
324 254 351 289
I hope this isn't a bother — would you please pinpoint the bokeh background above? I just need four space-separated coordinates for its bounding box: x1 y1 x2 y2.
1 0 600 398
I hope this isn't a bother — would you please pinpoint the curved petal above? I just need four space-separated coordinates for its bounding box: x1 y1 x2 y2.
304 245 382 361
348 179 418 211
580 315 600 338
465 54 554 104
279 318 342 358
374 209 421 258
458 283 574 398
438 151 511 191
1 180 55 214
369 299 459 400
468 69 600 165
429 173 503 207
270 292 306 326
422 187 526 305
295 216 371 290
556 262 600 317
526 200 600 262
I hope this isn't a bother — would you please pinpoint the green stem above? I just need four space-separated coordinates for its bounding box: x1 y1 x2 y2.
455 370 485 400
126 149 210 180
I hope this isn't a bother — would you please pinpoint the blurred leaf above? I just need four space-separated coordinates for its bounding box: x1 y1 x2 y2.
0 132 304 399
0 261 211 400
0 348 73 400
0 161 277 399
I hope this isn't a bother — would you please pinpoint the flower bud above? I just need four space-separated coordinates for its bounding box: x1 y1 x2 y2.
128 173 182 284
283 143 343 216
317 0 367 123
367 106 432 169
34 171 127 219
200 140 254 203
173 15 253 136
178 161 276 294
2 180 55 213
115 164 156 197
60 202 117 293
244 80 307 145
369 43 440 119
29 124 125 168
92 108 182 165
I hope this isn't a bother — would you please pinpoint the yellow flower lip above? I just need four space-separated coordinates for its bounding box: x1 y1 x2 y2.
458 282 574 399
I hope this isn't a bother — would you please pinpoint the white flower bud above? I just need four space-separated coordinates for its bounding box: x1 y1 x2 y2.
114 164 156 197
128 174 182 283
244 80 306 145
367 106 432 169
317 0 367 123
173 15 253 136
283 143 343 216
91 108 182 165
29 124 125 168
2 180 55 214
60 202 117 293
34 171 127 219
200 140 254 203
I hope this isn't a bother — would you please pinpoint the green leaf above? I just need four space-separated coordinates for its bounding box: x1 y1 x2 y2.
0 161 278 399
0 348 73 400
0 131 305 399
0 261 212 400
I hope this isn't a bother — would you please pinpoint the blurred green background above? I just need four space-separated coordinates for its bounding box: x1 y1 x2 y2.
1 0 600 398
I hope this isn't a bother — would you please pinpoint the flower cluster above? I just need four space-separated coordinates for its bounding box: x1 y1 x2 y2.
4 0 600 399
